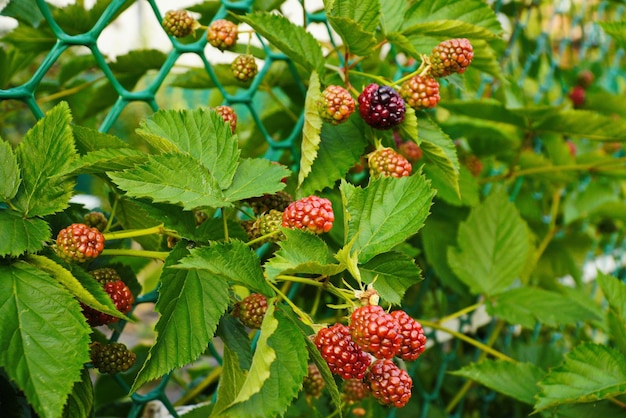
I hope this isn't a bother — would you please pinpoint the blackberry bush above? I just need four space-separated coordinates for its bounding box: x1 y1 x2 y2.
1 1 625 418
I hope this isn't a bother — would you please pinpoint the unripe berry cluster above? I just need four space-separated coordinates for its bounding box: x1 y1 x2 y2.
313 303 426 408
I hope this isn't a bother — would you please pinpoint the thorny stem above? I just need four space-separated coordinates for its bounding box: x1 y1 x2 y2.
436 301 483 325
275 274 355 304
100 249 169 260
104 195 119 233
393 55 431 86
445 320 507 413
480 156 626 184
419 319 515 363
245 230 281 247
222 208 229 242
37 78 100 104
103 224 168 241
267 281 314 327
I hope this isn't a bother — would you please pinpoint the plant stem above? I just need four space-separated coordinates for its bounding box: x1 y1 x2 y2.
436 301 483 325
245 230 280 247
104 195 119 233
532 188 562 264
103 224 164 241
100 249 169 260
275 274 354 304
267 281 314 327
419 319 515 363
174 366 222 406
222 208 229 242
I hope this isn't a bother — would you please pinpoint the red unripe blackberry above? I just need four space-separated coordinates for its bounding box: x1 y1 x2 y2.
358 84 406 130
314 323 372 379
390 310 426 361
233 293 268 329
55 223 105 263
318 85 355 125
162 10 198 38
366 359 413 408
231 54 258 82
206 19 238 51
399 74 440 110
342 378 371 404
350 305 402 359
83 211 108 232
568 85 585 108
302 363 325 398
90 342 136 374
282 195 334 234
367 147 412 178
214 105 237 133
82 269 134 327
398 141 423 163
463 154 483 177
429 38 474 78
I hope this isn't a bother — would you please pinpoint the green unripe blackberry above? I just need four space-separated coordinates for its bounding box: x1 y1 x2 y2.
231 54 258 82
90 342 136 374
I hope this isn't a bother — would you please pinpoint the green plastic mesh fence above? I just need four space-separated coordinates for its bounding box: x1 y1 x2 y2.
1 0 625 417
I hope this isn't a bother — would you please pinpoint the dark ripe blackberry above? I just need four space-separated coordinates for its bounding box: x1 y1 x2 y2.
358 84 406 130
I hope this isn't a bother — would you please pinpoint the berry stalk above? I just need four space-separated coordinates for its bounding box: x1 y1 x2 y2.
103 224 169 241
100 249 169 260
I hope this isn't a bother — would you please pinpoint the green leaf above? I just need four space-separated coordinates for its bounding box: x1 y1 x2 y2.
487 287 600 329
238 13 325 74
62 368 94 418
451 360 545 405
359 251 422 305
0 46 36 89
398 106 418 143
599 21 626 49
404 20 499 40
3 24 56 53
71 125 130 155
224 158 290 202
380 0 409 34
534 343 626 412
298 72 323 187
328 0 380 33
175 240 274 296
420 208 467 292
326 16 378 56
132 243 230 391
25 255 127 320
1 0 43 26
0 210 50 257
402 0 502 35
597 272 626 354
447 191 530 296
136 108 239 190
108 153 229 210
425 165 479 207
0 262 91 418
265 229 346 281
419 115 460 197
217 305 308 418
469 39 505 80
532 109 626 141
563 179 619 224
64 148 148 175
342 173 435 264
440 99 526 127
300 116 368 196
214 316 253 412
12 102 77 217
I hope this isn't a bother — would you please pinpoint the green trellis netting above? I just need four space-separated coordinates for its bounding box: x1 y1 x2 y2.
1 0 625 417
